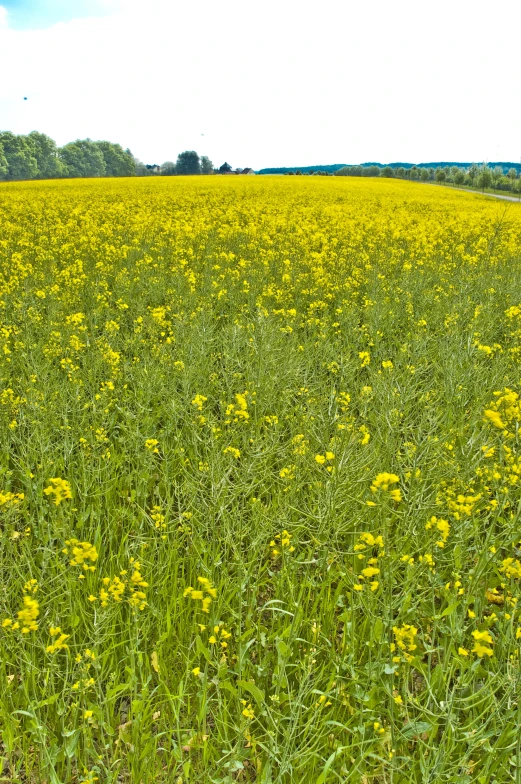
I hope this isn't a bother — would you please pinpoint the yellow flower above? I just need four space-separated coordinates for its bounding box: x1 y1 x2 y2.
241 701 255 720
145 438 160 453
192 667 201 677
471 629 494 657
223 446 240 459
43 477 72 505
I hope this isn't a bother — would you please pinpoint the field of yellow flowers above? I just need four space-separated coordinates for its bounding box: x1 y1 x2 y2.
1 175 521 783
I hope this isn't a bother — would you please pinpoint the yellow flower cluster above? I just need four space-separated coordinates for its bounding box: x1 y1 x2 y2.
270 529 295 557
46 626 70 653
63 539 98 572
43 477 72 505
2 579 39 633
368 472 402 504
225 391 250 424
184 576 217 613
98 559 149 610
391 624 418 663
0 490 24 507
208 623 232 648
425 516 450 547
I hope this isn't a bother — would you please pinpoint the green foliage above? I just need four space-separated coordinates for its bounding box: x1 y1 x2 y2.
200 155 214 174
93 141 135 177
0 131 38 180
176 151 201 175
59 140 107 178
28 131 64 179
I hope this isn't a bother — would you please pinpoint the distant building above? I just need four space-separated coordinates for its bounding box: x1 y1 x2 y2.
217 163 255 175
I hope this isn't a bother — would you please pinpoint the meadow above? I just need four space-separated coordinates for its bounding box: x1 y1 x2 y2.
1 175 521 783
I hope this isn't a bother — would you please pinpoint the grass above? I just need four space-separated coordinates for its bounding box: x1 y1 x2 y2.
1 175 521 782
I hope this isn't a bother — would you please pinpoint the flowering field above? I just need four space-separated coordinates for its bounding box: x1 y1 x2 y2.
1 176 521 783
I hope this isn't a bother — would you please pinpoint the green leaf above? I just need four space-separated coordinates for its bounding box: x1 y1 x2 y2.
195 635 212 663
276 639 291 659
440 601 459 618
316 747 346 784
218 680 238 698
371 617 383 642
63 728 80 758
402 721 432 738
237 680 264 706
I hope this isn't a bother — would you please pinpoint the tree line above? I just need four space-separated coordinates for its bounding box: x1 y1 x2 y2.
286 163 521 193
0 132 216 181
0 131 135 180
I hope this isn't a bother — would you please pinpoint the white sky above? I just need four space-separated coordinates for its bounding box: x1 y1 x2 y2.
1 0 520 169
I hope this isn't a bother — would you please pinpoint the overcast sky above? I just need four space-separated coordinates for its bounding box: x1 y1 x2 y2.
1 0 520 169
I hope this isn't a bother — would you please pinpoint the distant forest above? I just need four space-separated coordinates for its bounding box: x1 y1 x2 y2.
260 162 521 193
260 162 521 175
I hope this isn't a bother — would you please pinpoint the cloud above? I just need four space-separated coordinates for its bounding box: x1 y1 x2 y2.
1 0 521 168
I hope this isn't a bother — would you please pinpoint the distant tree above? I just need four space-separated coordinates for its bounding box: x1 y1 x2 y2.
0 131 38 180
454 170 465 185
161 161 177 175
491 166 504 189
28 131 64 179
382 166 394 178
508 168 518 181
420 168 430 182
468 163 479 183
477 166 492 191
200 156 213 174
435 169 446 183
0 143 7 179
295 170 303 175
450 166 460 181
93 141 135 177
409 166 419 180
395 167 406 179
132 156 149 176
177 151 201 175
59 139 107 178
363 165 380 177
219 162 232 173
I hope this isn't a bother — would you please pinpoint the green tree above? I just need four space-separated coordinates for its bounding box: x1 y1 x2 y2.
59 140 107 178
477 166 492 191
508 168 518 181
160 161 177 176
435 169 446 183
200 156 213 174
420 168 430 182
491 166 504 189
0 131 38 180
468 163 479 184
454 170 465 185
409 166 419 180
0 142 8 180
382 166 394 178
28 131 64 179
363 165 380 177
396 167 406 179
94 141 135 177
177 151 201 175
